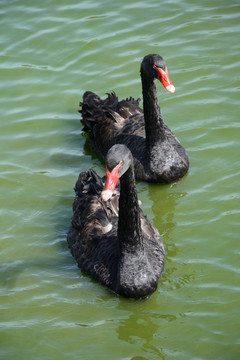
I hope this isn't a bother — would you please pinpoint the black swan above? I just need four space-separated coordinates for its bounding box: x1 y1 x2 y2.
80 53 189 183
67 144 165 299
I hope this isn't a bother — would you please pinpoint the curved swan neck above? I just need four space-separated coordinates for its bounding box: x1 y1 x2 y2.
118 163 143 251
141 75 165 146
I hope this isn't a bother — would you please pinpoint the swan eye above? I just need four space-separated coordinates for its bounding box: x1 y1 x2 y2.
153 65 161 75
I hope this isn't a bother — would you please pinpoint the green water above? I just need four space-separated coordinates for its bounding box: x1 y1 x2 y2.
0 0 239 359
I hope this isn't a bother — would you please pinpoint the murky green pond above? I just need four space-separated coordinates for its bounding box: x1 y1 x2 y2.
0 0 239 359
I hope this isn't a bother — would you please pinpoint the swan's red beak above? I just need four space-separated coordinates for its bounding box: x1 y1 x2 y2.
153 65 175 93
101 162 122 202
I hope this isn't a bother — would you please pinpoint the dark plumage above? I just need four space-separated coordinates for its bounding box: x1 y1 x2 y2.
80 54 189 183
67 144 164 299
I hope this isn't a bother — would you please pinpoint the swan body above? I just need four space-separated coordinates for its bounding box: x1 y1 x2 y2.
80 54 189 183
67 144 164 299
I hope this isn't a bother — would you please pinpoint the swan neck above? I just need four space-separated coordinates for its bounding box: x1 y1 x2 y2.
141 75 165 146
118 164 143 251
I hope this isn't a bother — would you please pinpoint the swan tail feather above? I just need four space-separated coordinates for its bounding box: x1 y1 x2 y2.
80 92 118 130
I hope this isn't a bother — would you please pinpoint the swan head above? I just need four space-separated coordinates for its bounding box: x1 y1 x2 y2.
101 145 132 201
141 54 175 93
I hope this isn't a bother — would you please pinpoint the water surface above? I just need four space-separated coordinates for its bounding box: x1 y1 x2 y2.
0 0 239 359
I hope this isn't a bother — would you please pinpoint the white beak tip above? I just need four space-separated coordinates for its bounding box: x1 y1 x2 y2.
166 84 175 93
